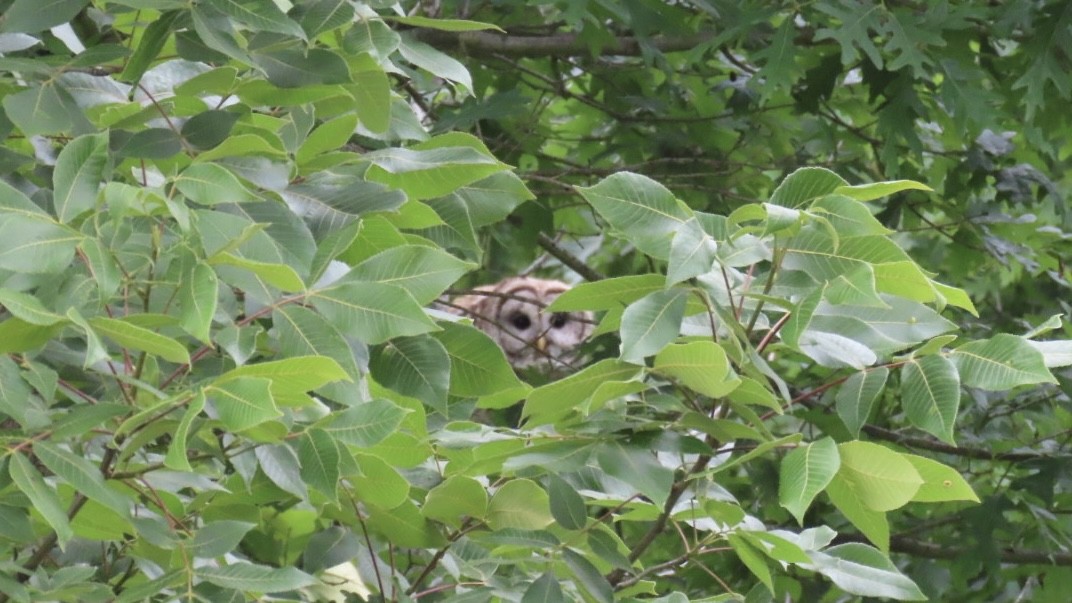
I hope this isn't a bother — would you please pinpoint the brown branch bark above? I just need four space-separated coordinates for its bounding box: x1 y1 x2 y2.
411 30 715 58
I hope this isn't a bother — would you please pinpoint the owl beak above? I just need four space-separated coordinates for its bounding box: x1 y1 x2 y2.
536 335 548 353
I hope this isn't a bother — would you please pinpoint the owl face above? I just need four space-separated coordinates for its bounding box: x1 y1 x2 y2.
453 277 593 370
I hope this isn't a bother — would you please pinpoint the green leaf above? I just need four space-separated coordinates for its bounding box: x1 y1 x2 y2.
114 128 183 159
350 64 392 134
667 217 718 284
344 245 473 305
206 377 282 432
272 306 362 405
577 171 690 260
253 48 351 87
321 399 409 448
1029 339 1072 368
901 355 960 444
433 322 523 398
547 274 665 312
835 367 888 438
620 288 689 363
653 341 740 397
206 0 306 39
0 180 80 273
88 317 191 364
807 543 927 601
309 281 438 345
780 286 823 349
769 167 848 208
297 114 358 165
164 392 205 471
547 474 587 530
210 253 305 292
297 429 341 501
522 359 641 425
728 534 773 594
53 132 108 223
596 442 673 507
256 444 306 497
833 180 932 201
487 479 553 531
564 548 614 603
190 521 256 558
0 288 66 325
366 500 445 548
522 572 566 603
826 473 890 551
118 10 179 84
197 563 316 593
950 334 1057 390
349 453 410 509
422 475 488 527
216 355 350 407
836 441 922 512
903 454 980 503
779 437 840 524
293 0 354 38
365 147 505 200
0 0 88 33
178 262 218 344
33 441 130 517
181 109 241 150
2 83 79 136
175 163 255 206
369 335 450 412
0 356 46 430
9 453 72 548
397 36 473 91
388 16 504 32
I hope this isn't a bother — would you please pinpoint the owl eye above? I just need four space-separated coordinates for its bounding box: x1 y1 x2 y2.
510 312 532 330
550 313 569 329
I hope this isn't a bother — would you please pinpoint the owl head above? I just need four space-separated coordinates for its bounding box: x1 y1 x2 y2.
454 276 593 371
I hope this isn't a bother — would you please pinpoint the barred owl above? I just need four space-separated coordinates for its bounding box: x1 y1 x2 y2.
449 276 593 371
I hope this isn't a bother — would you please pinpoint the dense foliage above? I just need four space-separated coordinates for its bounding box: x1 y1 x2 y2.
0 0 1071 601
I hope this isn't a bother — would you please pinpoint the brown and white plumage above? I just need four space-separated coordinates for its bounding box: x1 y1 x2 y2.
449 276 593 371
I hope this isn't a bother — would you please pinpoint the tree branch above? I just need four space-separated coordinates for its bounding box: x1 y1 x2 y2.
411 30 715 58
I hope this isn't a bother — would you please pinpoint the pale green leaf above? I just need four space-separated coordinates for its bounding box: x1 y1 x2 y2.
836 441 922 512
835 367 888 438
344 245 474 304
950 334 1056 390
0 288 66 325
206 377 282 432
779 437 840 524
33 441 130 517
577 172 689 260
175 163 255 206
547 274 665 312
53 132 108 223
197 563 316 593
309 281 438 345
487 479 553 530
833 180 932 201
422 475 488 527
320 399 409 447
826 474 890 551
653 341 740 397
9 453 72 548
903 454 980 503
88 316 191 364
806 543 926 601
901 355 960 444
620 288 689 363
